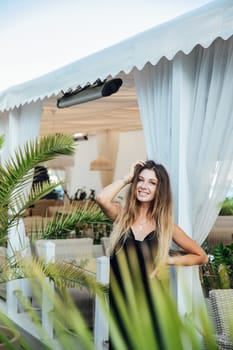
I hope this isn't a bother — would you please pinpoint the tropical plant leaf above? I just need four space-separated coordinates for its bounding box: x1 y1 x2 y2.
219 198 233 215
30 202 111 240
0 134 75 242
0 134 75 208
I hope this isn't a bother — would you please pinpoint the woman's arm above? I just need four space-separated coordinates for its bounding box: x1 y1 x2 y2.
167 224 208 266
96 160 144 220
96 177 130 220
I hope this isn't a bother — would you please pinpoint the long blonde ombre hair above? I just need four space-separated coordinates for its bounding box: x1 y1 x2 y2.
110 160 174 276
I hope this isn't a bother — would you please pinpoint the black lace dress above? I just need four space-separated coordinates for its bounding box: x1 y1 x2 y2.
109 229 167 350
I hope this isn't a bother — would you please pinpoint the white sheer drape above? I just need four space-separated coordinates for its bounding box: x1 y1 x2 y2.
134 36 233 314
134 36 233 244
188 38 233 243
133 60 173 171
0 101 43 256
0 101 42 164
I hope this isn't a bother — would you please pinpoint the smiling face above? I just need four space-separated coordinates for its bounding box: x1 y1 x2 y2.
136 168 158 203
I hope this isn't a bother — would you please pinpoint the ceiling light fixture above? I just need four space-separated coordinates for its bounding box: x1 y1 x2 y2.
73 133 88 141
57 78 123 108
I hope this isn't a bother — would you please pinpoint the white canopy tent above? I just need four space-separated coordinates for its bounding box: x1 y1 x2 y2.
0 0 233 112
0 0 233 318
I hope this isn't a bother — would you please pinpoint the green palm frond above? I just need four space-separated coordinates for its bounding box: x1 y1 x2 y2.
32 202 110 240
13 256 107 298
44 260 107 296
0 134 75 206
10 181 61 212
1 253 107 296
0 134 75 241
29 270 95 350
0 183 64 236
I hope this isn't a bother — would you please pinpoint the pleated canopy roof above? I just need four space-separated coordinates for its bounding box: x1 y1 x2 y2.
0 0 233 134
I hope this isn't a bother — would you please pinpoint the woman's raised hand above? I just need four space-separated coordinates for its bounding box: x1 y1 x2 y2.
123 160 145 184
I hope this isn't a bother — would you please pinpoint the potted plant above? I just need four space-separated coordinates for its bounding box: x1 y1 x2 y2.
200 241 233 297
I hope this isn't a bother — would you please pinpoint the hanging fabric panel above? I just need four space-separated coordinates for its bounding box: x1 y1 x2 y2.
134 36 233 247
0 100 43 257
134 36 233 316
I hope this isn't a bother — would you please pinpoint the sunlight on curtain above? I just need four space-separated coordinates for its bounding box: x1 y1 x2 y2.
133 60 173 169
187 38 233 243
134 36 233 247
134 36 233 315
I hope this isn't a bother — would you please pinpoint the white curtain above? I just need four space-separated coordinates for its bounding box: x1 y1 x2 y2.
0 101 42 163
134 37 233 314
188 38 233 243
0 100 43 256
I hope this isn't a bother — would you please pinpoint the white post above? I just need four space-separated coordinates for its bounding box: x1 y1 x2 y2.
43 241 56 263
6 279 20 317
41 278 54 339
94 256 110 350
41 241 55 338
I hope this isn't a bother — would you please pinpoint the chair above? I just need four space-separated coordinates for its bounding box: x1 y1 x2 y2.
209 289 233 349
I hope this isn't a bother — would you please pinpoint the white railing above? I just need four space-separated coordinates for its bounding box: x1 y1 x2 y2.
3 241 110 349
94 256 110 350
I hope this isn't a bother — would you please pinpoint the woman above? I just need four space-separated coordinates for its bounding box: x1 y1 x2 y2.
96 160 208 349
